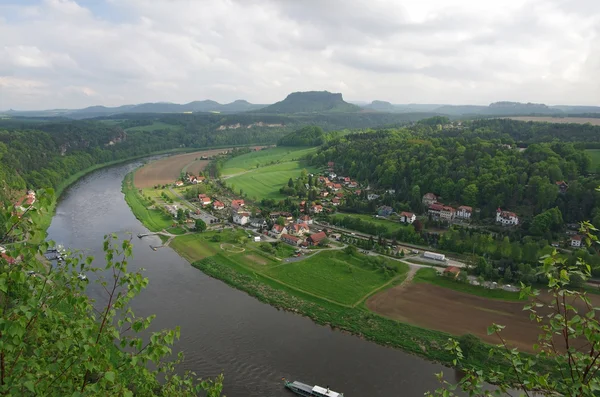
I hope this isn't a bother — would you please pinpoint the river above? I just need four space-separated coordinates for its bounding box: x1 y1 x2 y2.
46 161 462 397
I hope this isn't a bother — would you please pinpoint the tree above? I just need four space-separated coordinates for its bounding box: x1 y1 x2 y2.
276 216 285 226
503 266 512 282
195 218 207 232
344 245 357 256
177 208 185 220
288 177 294 188
462 184 479 207
0 191 223 396
428 219 600 397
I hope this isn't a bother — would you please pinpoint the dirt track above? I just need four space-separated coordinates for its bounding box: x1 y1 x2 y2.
134 149 228 188
366 282 600 352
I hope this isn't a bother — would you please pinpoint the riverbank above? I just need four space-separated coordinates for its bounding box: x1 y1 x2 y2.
120 174 517 377
33 148 201 243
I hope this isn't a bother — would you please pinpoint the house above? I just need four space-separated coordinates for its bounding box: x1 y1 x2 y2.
270 224 288 238
444 266 461 279
297 215 313 225
250 218 267 229
231 199 245 211
440 206 456 221
328 172 337 180
354 190 362 196
320 191 329 198
213 200 225 210
190 176 198 184
422 193 438 206
429 203 455 221
342 177 351 184
456 205 473 220
332 183 342 192
335 192 344 198
175 181 184 187
571 235 583 247
496 208 519 226
290 223 310 236
281 233 303 246
164 205 178 217
254 236 261 242
307 231 327 246
311 204 323 214
556 180 569 193
347 181 358 188
318 176 330 184
198 194 211 206
197 176 206 183
233 211 250 225
386 189 396 194
270 212 293 222
367 194 379 201
332 197 340 206
400 211 416 224
378 206 394 217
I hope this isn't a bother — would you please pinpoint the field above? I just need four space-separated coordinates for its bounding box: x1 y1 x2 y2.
226 161 319 200
586 149 600 172
265 251 407 306
331 212 407 234
366 269 600 351
507 116 600 126
221 146 318 176
134 148 228 188
413 268 523 301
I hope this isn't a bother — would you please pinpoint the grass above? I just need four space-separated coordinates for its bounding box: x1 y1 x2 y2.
122 173 173 232
265 251 401 305
413 268 524 301
226 161 319 201
221 146 318 176
331 212 407 234
167 226 187 235
586 149 600 172
170 234 220 262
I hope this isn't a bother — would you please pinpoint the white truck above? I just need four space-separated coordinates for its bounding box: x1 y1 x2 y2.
423 251 446 261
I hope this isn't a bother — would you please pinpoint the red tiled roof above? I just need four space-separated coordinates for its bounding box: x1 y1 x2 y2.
308 231 327 243
572 235 582 241
400 211 414 218
458 205 473 212
282 233 301 242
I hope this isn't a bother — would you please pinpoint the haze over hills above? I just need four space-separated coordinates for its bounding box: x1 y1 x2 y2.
2 90 599 120
254 91 362 114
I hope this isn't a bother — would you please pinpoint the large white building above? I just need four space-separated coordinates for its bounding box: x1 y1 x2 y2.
400 211 416 224
233 211 250 225
456 206 473 220
496 208 519 226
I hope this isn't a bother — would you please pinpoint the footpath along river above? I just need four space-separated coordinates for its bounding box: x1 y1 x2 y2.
47 160 468 397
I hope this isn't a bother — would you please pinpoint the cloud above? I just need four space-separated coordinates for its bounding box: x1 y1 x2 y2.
0 0 598 110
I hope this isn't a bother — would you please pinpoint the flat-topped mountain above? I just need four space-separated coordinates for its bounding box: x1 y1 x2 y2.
255 91 361 114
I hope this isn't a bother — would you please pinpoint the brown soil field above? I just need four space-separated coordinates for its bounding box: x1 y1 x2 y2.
366 282 600 352
507 116 600 126
134 149 229 188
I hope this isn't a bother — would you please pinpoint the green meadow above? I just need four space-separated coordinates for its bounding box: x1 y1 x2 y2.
222 146 318 176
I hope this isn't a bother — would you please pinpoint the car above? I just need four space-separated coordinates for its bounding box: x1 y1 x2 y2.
350 232 356 236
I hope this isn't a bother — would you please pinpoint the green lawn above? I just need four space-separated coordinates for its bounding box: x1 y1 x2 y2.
413 268 524 301
170 229 255 263
331 212 406 234
586 149 600 172
265 251 405 305
122 174 173 232
226 161 318 201
222 146 318 176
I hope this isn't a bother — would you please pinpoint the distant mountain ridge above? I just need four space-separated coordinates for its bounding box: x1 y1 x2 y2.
255 91 361 114
362 100 600 116
3 100 268 119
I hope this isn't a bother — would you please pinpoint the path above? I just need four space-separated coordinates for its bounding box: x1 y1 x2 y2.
352 266 418 308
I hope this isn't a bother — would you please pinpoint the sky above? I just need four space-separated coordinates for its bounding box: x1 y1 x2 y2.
0 0 599 110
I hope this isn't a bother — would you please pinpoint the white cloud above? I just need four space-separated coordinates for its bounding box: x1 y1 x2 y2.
0 0 598 110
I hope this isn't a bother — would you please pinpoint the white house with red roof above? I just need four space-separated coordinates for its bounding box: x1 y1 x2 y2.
231 199 245 211
297 215 313 225
270 224 288 238
212 200 225 210
400 211 416 224
571 235 583 247
311 204 323 214
422 193 438 206
198 194 211 206
290 223 310 236
496 208 519 226
233 211 250 225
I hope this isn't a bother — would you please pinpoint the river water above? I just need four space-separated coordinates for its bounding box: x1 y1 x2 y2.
47 161 461 397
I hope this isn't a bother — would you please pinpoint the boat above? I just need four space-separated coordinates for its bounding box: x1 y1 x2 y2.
283 379 344 397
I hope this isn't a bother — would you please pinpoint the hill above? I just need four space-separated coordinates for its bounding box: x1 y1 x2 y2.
433 102 564 116
277 126 326 146
255 91 361 114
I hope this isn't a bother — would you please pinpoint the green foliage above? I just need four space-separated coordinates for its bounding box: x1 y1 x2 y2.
530 206 564 236
195 218 207 232
278 126 327 146
0 193 222 396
